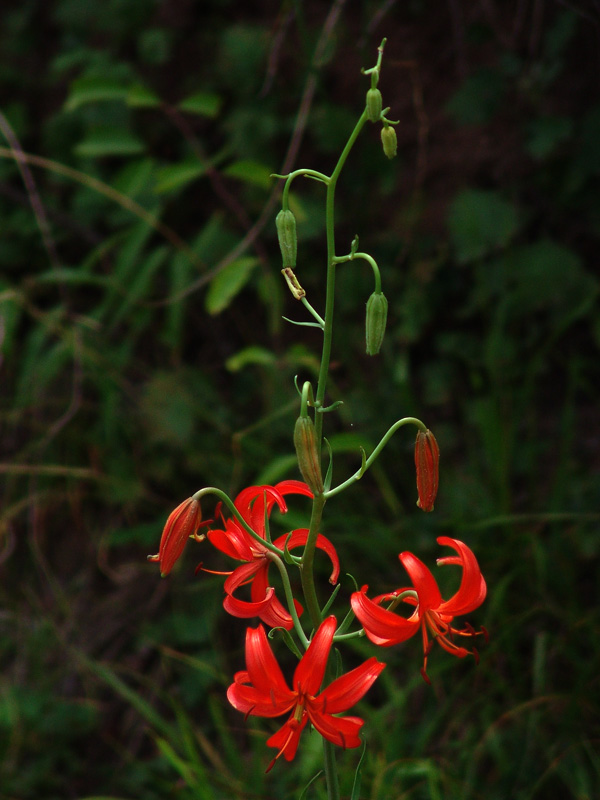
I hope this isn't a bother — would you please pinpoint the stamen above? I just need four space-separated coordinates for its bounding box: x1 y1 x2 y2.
194 562 233 577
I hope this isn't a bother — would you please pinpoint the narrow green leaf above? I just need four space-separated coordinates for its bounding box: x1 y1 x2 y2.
74 129 145 158
126 83 161 108
350 741 368 800
154 160 207 194
298 771 324 800
64 76 128 111
205 256 258 315
225 345 276 372
223 159 272 190
178 91 222 118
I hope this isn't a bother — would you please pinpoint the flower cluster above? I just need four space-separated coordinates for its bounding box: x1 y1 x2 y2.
150 464 486 769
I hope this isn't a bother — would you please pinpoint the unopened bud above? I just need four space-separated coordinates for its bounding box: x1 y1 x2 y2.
415 429 439 512
366 88 383 123
276 209 297 268
293 416 324 494
365 291 388 355
380 125 397 159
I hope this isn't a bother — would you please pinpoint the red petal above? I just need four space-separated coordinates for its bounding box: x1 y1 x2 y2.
251 563 301 629
243 625 290 695
307 710 364 749
266 715 308 765
207 525 254 562
224 586 277 620
223 561 262 595
294 616 336 695
435 537 487 615
319 657 385 713
274 528 340 584
399 551 443 610
226 677 294 717
351 587 420 646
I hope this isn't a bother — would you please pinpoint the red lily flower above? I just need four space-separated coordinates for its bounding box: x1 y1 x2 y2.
351 536 486 682
148 497 203 577
227 616 385 771
204 481 340 629
415 429 439 512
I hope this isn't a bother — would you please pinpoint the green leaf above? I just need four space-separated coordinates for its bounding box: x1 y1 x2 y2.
225 345 276 372
178 91 222 118
447 189 519 262
64 76 128 111
74 128 145 158
154 160 207 194
223 159 272 190
205 256 258 315
126 82 161 108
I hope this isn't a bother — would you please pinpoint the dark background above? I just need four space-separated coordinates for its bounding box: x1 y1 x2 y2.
1 1 599 798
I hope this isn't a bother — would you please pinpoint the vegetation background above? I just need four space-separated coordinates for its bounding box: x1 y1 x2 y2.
1 1 599 798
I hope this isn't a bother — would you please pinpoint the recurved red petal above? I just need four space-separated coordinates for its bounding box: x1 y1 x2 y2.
399 551 443 610
351 587 421 646
250 563 302 629
274 528 340 585
435 537 487 615
223 585 278 620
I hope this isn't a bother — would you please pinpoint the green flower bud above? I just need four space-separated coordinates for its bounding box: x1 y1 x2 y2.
276 209 297 268
293 415 324 494
380 125 397 159
365 291 388 355
366 88 383 123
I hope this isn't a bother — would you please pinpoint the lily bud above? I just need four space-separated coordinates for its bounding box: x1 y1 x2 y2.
148 497 202 577
380 125 397 159
414 430 439 512
366 88 383 123
365 291 388 355
293 415 324 494
276 209 297 268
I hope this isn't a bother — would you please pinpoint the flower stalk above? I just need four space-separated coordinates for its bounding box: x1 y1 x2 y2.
147 39 487 800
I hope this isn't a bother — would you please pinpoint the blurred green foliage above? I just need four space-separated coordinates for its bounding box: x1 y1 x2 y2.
1 1 599 798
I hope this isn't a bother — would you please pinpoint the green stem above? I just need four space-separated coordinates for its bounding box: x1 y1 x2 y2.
267 551 309 648
333 251 382 293
324 416 427 498
323 739 340 800
299 492 326 630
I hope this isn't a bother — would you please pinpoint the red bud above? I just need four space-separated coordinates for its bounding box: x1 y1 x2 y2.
415 430 439 512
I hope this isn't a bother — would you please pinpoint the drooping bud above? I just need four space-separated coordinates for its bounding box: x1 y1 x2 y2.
365 291 388 355
147 497 202 577
275 209 297 268
366 88 383 123
380 125 397 159
414 430 439 512
293 415 324 495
